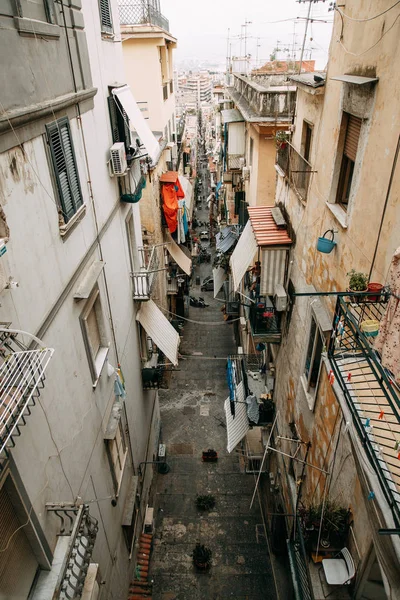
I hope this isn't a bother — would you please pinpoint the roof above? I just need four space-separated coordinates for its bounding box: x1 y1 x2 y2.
160 171 179 183
248 207 293 247
252 60 315 75
221 108 244 124
331 75 379 85
289 72 326 88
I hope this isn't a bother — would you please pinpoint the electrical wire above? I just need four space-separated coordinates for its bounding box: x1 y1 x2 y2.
337 12 400 57
158 304 241 325
336 1 400 22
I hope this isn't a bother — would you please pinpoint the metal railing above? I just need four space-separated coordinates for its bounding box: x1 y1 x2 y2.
250 301 282 340
287 517 315 600
276 143 312 202
118 2 169 31
131 246 159 301
227 154 243 171
328 295 400 530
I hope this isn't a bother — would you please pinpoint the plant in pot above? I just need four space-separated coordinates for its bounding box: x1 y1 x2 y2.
347 269 369 302
196 494 216 511
192 543 212 570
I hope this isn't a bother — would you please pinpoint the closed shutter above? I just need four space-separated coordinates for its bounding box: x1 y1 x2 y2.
99 0 113 34
0 485 38 597
108 95 131 149
344 115 362 161
47 118 83 223
108 96 120 144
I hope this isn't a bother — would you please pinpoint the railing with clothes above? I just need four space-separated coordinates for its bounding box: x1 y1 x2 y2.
131 246 159 301
328 295 400 531
276 142 312 202
249 300 282 338
118 2 170 31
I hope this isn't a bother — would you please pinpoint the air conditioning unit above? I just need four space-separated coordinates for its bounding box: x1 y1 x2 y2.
274 283 287 312
110 142 127 176
242 166 250 180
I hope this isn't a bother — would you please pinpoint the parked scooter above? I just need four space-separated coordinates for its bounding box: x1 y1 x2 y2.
189 296 209 308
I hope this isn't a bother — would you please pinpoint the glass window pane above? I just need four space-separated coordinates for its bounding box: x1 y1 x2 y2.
305 317 317 379
310 331 324 389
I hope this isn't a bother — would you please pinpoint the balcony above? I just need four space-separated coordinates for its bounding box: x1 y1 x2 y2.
131 246 159 301
142 352 164 389
276 142 312 202
328 294 400 530
227 154 243 171
0 326 54 468
249 298 282 343
118 1 169 32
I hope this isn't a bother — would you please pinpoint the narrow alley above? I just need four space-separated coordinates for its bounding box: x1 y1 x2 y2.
147 145 280 600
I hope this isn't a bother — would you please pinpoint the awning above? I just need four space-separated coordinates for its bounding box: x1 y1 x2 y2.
112 85 160 164
230 220 258 291
164 231 192 276
213 267 226 298
224 382 249 453
260 248 289 295
178 175 193 215
221 108 244 124
136 300 180 366
216 226 238 253
331 75 378 85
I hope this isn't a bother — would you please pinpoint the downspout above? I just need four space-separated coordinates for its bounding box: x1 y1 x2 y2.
369 135 400 281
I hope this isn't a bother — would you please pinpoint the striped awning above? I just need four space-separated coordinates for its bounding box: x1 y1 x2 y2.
136 300 180 366
224 382 249 453
164 231 192 276
213 267 226 298
230 221 258 291
260 248 289 295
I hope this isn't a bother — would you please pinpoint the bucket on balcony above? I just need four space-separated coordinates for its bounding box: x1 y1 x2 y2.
360 319 380 337
367 282 384 302
317 230 336 254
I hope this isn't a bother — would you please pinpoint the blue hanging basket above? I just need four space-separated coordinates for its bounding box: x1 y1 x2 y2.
317 230 336 254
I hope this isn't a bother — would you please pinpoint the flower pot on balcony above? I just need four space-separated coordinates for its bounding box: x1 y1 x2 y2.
317 230 336 254
367 282 383 302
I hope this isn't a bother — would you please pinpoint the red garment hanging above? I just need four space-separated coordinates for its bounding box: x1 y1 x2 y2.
161 177 185 233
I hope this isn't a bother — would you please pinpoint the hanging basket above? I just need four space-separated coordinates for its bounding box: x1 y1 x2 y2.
317 230 336 254
360 319 380 337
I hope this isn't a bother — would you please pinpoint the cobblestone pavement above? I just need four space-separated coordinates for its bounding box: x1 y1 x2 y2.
149 161 282 599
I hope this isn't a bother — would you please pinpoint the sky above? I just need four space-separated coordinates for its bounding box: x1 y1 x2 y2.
163 0 334 70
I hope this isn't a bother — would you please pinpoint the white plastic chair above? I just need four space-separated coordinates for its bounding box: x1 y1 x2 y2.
320 547 355 597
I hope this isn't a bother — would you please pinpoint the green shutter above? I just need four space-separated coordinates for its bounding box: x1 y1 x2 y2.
108 95 131 150
99 0 113 34
108 96 120 144
46 118 83 223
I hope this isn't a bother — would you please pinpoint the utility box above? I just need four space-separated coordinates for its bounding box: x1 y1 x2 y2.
274 284 287 312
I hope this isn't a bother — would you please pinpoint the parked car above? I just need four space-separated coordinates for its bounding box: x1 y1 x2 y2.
201 276 214 292
199 230 209 241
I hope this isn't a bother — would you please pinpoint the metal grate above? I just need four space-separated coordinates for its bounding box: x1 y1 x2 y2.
276 142 312 202
0 345 54 460
118 2 169 31
329 296 400 528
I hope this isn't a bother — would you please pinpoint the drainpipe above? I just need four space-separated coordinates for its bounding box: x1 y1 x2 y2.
369 135 400 281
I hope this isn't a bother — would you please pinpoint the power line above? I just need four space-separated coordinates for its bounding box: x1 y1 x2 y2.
337 11 400 56
336 1 400 22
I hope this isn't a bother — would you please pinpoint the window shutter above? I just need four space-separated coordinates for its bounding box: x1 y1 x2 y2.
108 95 131 149
99 0 113 34
47 118 83 223
344 115 362 162
108 96 120 144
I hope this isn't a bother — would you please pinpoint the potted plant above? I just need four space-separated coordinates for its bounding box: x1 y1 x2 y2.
202 449 218 462
367 282 384 302
347 269 369 301
192 543 212 570
196 494 216 511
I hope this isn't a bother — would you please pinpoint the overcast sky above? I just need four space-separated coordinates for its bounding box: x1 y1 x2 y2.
163 0 334 70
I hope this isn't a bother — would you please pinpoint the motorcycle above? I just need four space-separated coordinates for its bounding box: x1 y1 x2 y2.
190 296 209 308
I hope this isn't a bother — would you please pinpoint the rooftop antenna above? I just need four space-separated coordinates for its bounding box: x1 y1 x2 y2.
297 0 326 73
243 19 252 73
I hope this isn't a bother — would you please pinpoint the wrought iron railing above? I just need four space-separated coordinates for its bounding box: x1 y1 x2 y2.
118 2 169 31
287 517 315 600
0 326 54 468
250 301 282 340
276 143 312 201
131 246 159 301
328 295 400 529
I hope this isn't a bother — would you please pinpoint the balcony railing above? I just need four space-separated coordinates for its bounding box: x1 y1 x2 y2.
287 517 315 600
328 294 400 530
131 246 159 301
249 299 282 342
118 2 169 31
142 352 165 389
0 326 54 468
276 143 312 202
227 154 243 171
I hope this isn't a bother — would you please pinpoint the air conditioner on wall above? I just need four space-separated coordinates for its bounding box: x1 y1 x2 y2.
109 142 127 176
242 166 250 180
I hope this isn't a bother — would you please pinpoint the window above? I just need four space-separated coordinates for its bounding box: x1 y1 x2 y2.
336 113 362 209
249 137 254 167
302 308 330 409
18 0 56 23
46 117 83 225
301 120 313 163
80 286 109 383
99 0 113 35
163 84 168 101
108 93 131 151
104 401 128 495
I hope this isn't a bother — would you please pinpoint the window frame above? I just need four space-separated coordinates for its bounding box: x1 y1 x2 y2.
334 112 362 211
46 117 84 225
301 120 313 163
104 401 128 496
80 285 110 385
98 0 113 35
301 310 329 411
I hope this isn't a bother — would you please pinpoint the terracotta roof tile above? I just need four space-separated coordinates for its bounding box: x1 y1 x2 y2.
248 206 292 247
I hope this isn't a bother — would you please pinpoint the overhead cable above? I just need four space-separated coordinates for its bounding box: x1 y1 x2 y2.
336 1 400 22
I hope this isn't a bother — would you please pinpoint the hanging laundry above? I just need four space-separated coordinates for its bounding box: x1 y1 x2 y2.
226 358 236 417
246 394 259 424
114 372 126 399
161 176 185 234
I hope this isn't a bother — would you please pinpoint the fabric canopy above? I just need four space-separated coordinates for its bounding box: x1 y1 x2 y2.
260 248 289 295
213 267 226 298
178 175 193 215
161 178 184 234
136 300 180 366
112 85 160 164
164 231 192 276
224 382 249 453
230 220 258 291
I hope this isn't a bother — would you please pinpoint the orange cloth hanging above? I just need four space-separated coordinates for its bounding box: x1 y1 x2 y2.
161 179 185 233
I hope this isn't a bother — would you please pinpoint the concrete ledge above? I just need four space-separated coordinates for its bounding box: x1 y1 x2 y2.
14 17 60 39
